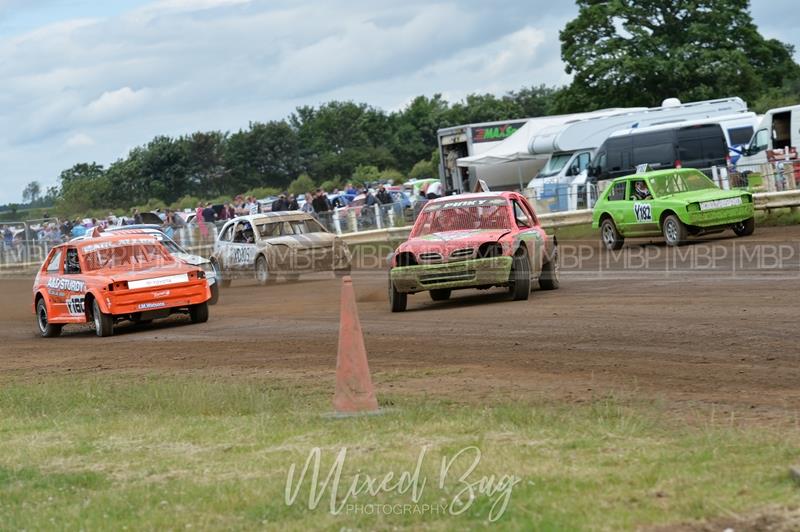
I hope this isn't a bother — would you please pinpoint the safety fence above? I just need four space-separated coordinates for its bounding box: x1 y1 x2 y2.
4 188 800 272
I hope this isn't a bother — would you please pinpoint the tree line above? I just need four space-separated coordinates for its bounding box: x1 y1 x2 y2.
14 0 800 219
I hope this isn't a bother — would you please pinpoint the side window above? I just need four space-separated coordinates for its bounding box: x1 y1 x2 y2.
513 201 531 228
751 129 769 152
576 152 591 171
728 126 753 146
219 223 234 242
65 248 81 274
607 182 627 201
279 222 293 236
45 249 62 272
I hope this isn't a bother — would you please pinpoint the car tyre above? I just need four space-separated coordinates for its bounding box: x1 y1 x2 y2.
509 251 531 301
662 214 688 246
600 218 624 250
430 289 451 301
255 255 271 286
539 246 560 290
190 301 209 323
36 298 62 338
732 217 755 237
92 299 114 337
388 275 407 312
208 281 219 305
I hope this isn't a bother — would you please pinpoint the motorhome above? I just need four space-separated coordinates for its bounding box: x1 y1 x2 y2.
736 104 800 168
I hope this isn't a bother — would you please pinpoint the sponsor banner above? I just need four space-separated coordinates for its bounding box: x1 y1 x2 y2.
700 197 742 211
138 302 167 310
128 273 189 290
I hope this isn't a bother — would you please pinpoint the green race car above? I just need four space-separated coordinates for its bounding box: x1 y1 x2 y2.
592 168 755 249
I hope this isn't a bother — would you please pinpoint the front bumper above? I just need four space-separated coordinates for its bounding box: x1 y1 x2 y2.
390 256 513 293
684 204 754 228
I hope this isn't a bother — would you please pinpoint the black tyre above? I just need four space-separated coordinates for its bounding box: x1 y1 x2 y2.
732 217 755 237
92 299 114 337
388 276 407 312
508 251 531 301
430 289 451 301
36 298 62 338
255 255 271 286
211 260 230 288
600 218 624 250
190 301 209 323
539 247 560 290
662 214 688 246
208 281 219 305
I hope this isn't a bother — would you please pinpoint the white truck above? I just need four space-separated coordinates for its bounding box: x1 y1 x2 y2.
524 98 751 210
737 104 800 167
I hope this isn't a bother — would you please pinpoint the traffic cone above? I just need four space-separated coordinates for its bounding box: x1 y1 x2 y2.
333 276 379 414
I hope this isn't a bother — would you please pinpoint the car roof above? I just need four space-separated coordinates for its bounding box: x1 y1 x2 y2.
426 191 514 204
107 224 163 232
609 168 703 182
61 233 160 250
225 212 315 223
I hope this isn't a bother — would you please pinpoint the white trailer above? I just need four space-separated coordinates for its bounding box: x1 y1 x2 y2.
737 104 800 167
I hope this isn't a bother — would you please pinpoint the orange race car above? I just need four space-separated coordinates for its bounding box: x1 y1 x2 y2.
33 233 211 337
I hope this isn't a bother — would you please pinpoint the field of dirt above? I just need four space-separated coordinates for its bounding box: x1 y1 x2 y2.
3 225 800 424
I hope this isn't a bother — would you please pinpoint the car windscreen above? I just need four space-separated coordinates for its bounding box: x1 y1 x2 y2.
412 198 510 237
83 242 173 271
537 153 573 177
648 171 717 197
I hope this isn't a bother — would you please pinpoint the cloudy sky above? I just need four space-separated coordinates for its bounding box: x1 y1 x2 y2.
0 0 795 204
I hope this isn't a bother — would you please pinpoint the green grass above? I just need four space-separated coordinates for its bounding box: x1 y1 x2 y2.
0 374 798 530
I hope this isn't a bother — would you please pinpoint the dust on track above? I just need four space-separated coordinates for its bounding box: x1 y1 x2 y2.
3 225 800 424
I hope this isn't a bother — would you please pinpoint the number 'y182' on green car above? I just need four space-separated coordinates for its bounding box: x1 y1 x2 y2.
592 168 755 249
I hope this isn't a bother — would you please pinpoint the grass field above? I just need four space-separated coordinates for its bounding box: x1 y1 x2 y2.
1 373 798 530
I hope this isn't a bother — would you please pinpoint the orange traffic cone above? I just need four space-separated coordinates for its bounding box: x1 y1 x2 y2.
333 276 379 414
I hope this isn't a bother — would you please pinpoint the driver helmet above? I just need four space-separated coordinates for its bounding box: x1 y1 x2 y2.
635 181 649 196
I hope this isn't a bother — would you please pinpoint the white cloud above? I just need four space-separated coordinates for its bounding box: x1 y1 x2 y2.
65 132 95 147
80 86 152 122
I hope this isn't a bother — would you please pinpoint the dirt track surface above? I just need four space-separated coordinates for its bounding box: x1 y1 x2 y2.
3 225 800 423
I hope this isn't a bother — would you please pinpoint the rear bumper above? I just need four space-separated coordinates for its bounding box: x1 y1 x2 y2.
390 256 513 293
107 280 210 315
684 204 754 227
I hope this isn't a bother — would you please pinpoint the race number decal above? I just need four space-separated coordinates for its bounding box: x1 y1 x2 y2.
633 203 652 223
66 296 85 315
232 247 252 264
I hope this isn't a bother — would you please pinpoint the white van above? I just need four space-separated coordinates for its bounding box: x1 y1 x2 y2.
737 105 800 167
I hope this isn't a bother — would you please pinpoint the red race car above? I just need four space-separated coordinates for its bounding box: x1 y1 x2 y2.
33 233 211 337
387 191 559 312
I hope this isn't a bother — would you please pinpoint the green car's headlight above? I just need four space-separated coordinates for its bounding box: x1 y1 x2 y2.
687 203 700 213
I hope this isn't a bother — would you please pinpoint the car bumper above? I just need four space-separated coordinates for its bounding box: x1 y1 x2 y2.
684 204 754 227
390 256 513 293
107 280 210 315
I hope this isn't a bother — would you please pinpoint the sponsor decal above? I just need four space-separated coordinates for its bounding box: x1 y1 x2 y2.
82 238 156 253
232 247 253 263
46 277 86 292
138 302 167 310
66 296 85 315
633 202 653 223
699 197 742 211
153 290 171 298
128 273 189 290
471 121 526 143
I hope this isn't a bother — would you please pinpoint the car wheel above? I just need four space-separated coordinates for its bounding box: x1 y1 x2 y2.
430 289 451 301
190 301 209 323
255 255 271 286
600 218 624 250
539 246 560 290
732 217 755 237
208 281 219 305
508 250 531 301
662 214 688 246
36 298 62 338
388 275 407 312
92 299 114 337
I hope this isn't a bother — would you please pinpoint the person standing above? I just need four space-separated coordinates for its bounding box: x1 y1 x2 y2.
311 189 330 213
301 192 315 214
196 202 209 239
376 185 393 205
287 194 299 211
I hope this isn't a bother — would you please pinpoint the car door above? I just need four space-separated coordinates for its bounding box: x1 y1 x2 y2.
41 248 66 316
602 180 629 231
224 221 256 274
62 247 87 318
511 197 544 273
621 179 658 236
